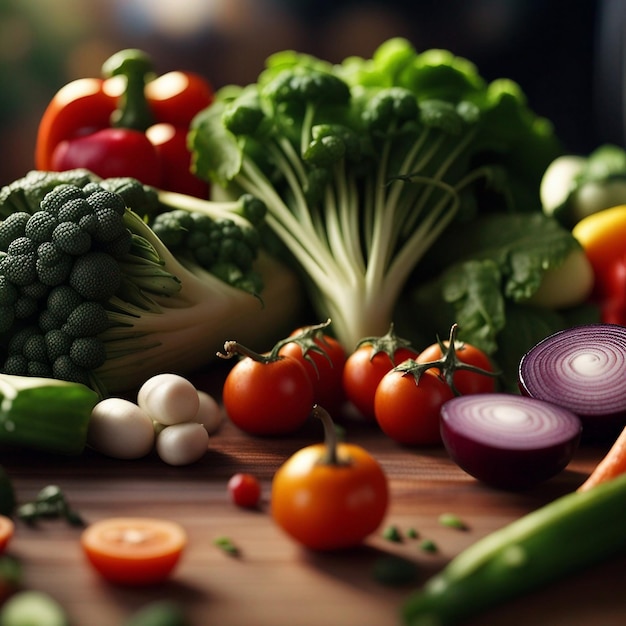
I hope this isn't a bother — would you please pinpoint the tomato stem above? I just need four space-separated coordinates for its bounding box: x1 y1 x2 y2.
312 404 347 466
272 318 333 361
217 340 274 364
355 323 415 366
400 324 500 395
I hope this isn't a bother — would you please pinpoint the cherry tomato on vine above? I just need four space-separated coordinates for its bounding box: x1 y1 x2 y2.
342 326 419 420
271 406 389 551
228 473 261 509
219 341 314 436
416 340 496 395
374 368 454 446
278 322 347 413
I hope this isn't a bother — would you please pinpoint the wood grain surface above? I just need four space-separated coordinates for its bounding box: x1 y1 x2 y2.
1 385 625 626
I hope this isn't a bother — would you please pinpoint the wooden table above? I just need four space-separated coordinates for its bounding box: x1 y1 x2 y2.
2 393 625 626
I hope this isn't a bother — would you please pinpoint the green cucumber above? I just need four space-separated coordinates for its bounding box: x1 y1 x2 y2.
0 374 98 455
403 472 626 625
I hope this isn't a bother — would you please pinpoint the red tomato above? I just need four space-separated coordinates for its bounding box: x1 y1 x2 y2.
228 473 261 509
343 344 419 420
0 516 14 554
374 369 454 446
604 254 626 298
416 340 496 395
599 253 626 325
278 326 347 413
222 349 314 436
80 517 187 585
271 406 389 551
601 297 626 325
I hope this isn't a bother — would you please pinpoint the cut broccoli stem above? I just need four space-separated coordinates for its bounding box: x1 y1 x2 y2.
93 251 298 392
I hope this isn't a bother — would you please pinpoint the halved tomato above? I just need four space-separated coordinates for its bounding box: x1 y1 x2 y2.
80 517 187 585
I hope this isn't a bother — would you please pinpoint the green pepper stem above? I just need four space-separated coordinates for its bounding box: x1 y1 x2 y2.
102 48 155 131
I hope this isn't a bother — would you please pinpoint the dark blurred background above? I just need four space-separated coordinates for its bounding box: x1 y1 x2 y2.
0 0 619 186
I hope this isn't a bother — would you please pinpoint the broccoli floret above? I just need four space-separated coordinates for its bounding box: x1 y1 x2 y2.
1 238 38 286
0 170 301 396
0 213 30 249
69 252 122 301
150 190 268 293
150 209 261 292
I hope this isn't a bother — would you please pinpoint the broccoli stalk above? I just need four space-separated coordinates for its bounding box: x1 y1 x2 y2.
97 209 299 392
189 38 561 350
0 170 301 396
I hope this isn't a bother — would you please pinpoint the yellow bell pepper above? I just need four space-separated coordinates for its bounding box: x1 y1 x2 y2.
572 204 626 297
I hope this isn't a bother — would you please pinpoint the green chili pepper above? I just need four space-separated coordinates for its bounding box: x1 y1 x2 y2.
402 472 626 625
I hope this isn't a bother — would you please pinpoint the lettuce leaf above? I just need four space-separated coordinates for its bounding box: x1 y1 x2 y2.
402 212 600 386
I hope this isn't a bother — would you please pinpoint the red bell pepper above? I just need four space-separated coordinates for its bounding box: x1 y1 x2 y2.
35 49 214 197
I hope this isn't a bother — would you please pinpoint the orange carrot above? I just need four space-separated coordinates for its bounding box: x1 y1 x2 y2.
577 425 626 492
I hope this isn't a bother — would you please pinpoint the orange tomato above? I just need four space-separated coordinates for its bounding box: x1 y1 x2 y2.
271 407 389 551
0 516 14 553
80 517 186 585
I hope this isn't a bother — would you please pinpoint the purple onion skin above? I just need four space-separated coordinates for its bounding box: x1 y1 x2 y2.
518 324 626 442
441 422 582 490
518 383 624 443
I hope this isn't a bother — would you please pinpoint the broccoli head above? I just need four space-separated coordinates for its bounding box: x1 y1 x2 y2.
0 170 302 396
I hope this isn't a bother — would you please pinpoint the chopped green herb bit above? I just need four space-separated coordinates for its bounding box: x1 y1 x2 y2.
406 527 419 539
438 513 467 530
420 539 438 553
382 525 403 543
16 484 84 526
123 600 190 626
372 555 419 587
213 536 239 556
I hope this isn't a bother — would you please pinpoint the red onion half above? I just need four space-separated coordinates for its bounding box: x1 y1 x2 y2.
440 393 582 490
518 324 626 435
